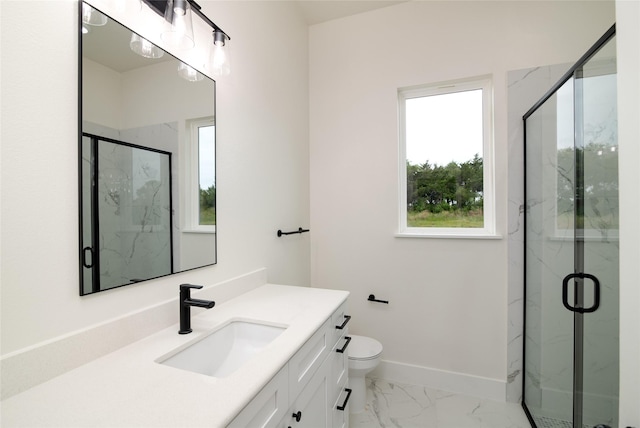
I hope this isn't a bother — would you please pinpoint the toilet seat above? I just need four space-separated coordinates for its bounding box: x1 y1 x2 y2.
348 335 383 361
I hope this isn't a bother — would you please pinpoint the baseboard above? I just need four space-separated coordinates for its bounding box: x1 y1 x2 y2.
370 359 506 402
0 268 267 400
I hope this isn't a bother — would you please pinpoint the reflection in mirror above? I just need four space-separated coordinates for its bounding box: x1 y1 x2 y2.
80 3 216 295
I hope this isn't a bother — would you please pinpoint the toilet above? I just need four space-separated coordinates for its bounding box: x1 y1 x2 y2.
347 335 383 413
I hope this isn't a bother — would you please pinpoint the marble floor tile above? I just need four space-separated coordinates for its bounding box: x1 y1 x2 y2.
350 378 532 428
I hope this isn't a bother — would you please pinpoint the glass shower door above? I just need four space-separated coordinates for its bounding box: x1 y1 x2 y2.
575 35 618 428
523 27 618 428
524 77 577 428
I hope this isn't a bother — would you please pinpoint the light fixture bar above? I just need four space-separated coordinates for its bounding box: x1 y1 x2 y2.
142 0 230 41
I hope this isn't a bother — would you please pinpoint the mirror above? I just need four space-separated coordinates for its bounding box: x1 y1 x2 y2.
79 2 216 295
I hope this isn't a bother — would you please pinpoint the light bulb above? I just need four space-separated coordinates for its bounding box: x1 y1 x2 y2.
174 0 187 16
210 31 230 76
82 3 107 26
161 0 195 50
178 62 204 82
211 45 230 76
130 33 164 59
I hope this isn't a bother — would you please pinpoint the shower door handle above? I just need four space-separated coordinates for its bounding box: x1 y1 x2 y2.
562 273 600 313
82 247 94 268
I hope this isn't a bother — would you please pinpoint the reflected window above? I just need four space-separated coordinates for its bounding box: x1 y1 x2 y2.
556 74 619 234
187 117 216 231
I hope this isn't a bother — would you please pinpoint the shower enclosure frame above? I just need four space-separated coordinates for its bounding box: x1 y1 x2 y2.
80 133 174 294
522 24 617 428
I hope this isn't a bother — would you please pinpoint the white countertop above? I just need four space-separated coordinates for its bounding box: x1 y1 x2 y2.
1 284 349 427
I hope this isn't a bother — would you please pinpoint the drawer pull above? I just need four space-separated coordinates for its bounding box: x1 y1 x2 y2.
337 388 352 411
336 336 351 353
335 315 351 330
292 411 302 422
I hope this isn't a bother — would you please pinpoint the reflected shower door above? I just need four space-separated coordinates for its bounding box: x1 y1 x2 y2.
81 135 173 292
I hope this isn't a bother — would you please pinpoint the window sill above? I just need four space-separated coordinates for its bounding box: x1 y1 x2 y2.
395 231 502 240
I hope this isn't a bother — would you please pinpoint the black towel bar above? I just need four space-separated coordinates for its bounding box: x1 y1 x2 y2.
277 227 310 237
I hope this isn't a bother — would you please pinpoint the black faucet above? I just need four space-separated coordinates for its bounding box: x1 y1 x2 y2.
179 284 215 334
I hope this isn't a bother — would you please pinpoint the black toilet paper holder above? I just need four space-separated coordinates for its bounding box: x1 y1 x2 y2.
368 294 389 304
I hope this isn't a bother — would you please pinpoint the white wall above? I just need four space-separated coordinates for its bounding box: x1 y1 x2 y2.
82 58 122 129
120 60 215 129
310 0 615 395
616 0 640 425
0 0 309 356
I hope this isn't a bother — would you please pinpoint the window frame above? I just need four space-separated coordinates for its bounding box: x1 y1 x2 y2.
185 117 216 234
397 77 497 238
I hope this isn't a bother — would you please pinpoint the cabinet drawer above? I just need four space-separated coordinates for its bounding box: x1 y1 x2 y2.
330 302 350 346
228 366 289 428
329 333 350 406
331 379 351 428
288 319 330 403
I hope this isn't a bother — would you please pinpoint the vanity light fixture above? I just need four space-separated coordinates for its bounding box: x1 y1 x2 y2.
142 0 231 76
130 33 165 59
210 30 230 77
178 62 204 82
161 0 195 50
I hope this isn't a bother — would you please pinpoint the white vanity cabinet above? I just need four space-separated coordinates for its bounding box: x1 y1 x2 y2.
0 285 352 428
229 301 351 428
281 300 351 428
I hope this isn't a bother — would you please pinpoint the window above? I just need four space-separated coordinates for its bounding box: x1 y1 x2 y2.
186 117 215 232
398 77 495 237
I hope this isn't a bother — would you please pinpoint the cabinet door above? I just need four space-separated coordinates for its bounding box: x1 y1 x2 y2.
228 366 289 428
289 319 331 403
283 356 330 428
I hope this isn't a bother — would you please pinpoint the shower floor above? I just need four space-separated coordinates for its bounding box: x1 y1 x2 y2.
531 415 573 428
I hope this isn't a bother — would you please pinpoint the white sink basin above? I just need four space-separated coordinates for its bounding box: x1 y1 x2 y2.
159 320 286 378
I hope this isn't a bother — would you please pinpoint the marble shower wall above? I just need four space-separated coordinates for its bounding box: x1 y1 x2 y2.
524 94 576 419
506 64 571 403
97 139 172 289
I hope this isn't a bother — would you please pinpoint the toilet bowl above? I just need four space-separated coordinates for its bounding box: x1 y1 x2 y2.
348 335 383 413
